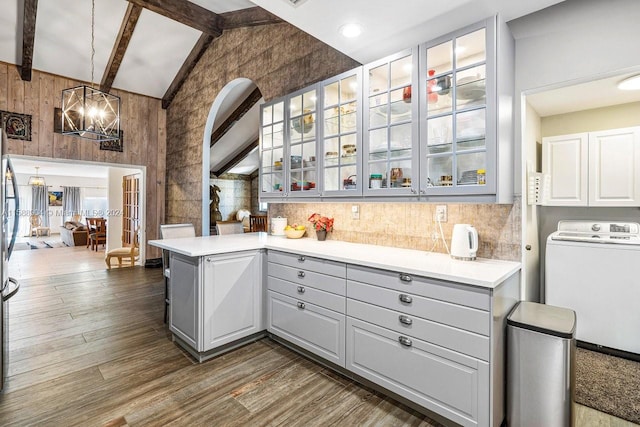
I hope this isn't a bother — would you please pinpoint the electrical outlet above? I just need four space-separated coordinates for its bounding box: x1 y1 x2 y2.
351 205 360 220
431 232 440 241
435 205 447 222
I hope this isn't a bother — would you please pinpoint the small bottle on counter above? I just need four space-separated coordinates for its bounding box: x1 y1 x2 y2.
477 169 486 185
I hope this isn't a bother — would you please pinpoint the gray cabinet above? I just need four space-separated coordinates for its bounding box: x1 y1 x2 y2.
419 16 514 202
267 250 346 366
169 250 263 360
346 263 518 427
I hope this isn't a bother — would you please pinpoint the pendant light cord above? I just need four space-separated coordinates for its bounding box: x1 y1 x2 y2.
90 0 95 88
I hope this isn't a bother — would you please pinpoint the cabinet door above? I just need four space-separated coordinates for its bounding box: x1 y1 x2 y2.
260 99 287 199
346 317 489 427
589 127 640 206
420 18 496 197
321 67 363 196
363 48 420 196
268 290 345 366
202 251 262 351
169 253 200 350
542 133 588 206
287 85 320 197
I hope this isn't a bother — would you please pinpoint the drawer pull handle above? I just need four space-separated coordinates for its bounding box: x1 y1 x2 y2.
398 294 413 304
298 256 306 262
399 315 413 326
297 286 305 294
399 273 412 283
297 271 306 278
297 302 305 309
398 336 413 347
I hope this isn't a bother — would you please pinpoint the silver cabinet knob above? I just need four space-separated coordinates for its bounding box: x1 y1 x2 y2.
399 293 413 304
297 271 305 278
410 188 417 194
298 255 305 262
297 301 305 309
525 245 532 251
398 336 413 347
419 189 426 194
399 273 412 283
399 315 413 326
297 286 305 294
206 257 213 263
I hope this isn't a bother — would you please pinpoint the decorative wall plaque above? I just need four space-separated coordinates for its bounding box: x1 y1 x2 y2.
1 111 32 141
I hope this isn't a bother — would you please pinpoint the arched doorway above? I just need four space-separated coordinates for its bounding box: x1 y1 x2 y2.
201 78 263 235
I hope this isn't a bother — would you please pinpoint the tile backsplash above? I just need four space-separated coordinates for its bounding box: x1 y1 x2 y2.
269 198 521 261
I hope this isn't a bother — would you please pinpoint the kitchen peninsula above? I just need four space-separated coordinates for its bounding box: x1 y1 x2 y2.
150 233 520 427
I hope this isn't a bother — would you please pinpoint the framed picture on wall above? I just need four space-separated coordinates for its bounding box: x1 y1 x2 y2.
1 110 32 141
48 191 63 207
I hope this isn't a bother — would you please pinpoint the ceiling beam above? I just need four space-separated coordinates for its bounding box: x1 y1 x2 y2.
213 139 259 177
210 87 262 147
20 0 38 81
127 0 222 36
100 3 143 93
219 7 283 30
161 32 217 109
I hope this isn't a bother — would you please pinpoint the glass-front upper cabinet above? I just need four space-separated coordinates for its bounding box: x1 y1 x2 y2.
320 67 362 196
363 48 419 196
260 98 286 199
287 86 320 197
419 18 498 196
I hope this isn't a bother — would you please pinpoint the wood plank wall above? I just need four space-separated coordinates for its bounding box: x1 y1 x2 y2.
0 62 166 259
166 23 360 234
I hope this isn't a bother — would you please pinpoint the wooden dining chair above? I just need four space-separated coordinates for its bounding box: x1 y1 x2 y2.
105 227 140 269
249 215 268 232
86 217 107 251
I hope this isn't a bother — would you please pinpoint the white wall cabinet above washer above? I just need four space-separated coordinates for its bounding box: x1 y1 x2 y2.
542 127 640 206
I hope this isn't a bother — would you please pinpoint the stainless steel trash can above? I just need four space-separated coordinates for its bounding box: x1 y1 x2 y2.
507 301 576 427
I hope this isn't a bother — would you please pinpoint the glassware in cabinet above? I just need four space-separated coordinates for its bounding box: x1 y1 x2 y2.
363 48 419 195
321 67 363 196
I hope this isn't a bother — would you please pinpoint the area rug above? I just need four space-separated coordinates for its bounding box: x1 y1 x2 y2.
576 347 640 424
44 240 66 248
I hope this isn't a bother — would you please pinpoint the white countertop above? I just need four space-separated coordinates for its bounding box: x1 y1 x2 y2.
149 233 520 289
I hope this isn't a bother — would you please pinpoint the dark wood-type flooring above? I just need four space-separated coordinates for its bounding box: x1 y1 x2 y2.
0 267 442 426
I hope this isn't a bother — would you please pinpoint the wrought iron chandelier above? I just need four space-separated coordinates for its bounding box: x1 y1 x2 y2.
28 166 46 186
61 0 120 141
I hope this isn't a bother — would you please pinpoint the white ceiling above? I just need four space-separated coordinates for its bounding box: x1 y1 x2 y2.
10 157 109 179
527 71 640 117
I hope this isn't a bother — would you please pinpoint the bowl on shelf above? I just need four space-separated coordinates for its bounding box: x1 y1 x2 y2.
284 228 306 239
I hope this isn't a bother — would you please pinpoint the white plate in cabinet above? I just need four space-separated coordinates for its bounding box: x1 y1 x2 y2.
268 262 346 295
347 280 489 336
268 276 346 314
347 265 491 310
268 251 346 278
268 290 346 366
346 317 489 427
347 299 489 361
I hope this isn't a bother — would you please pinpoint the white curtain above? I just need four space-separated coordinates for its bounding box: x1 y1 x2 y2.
62 186 82 221
17 185 32 237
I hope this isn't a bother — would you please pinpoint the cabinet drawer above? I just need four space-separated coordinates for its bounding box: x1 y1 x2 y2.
268 291 345 366
347 299 489 361
269 251 346 278
347 280 489 336
268 276 345 313
268 262 346 296
347 264 490 310
346 317 489 427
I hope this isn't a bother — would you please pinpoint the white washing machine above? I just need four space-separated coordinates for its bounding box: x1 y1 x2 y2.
546 220 640 356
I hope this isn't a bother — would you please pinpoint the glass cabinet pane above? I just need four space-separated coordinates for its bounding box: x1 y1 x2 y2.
261 101 285 196
322 70 361 194
456 152 486 185
427 156 453 187
456 65 486 109
390 56 412 88
456 28 486 69
456 109 486 150
427 41 453 76
369 65 389 94
289 89 318 194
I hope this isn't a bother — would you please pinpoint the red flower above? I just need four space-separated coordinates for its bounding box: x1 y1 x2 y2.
308 213 334 232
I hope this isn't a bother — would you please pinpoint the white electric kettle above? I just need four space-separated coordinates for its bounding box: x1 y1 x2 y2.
450 224 478 260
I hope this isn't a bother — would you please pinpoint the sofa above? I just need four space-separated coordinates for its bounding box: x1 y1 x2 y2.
60 221 88 247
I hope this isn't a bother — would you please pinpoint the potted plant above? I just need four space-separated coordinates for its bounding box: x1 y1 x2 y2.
308 213 334 241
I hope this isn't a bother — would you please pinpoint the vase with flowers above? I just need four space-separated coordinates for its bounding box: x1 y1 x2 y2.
308 213 334 241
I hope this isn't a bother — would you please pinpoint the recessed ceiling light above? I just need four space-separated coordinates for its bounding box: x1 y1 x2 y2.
618 74 640 91
339 23 362 38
